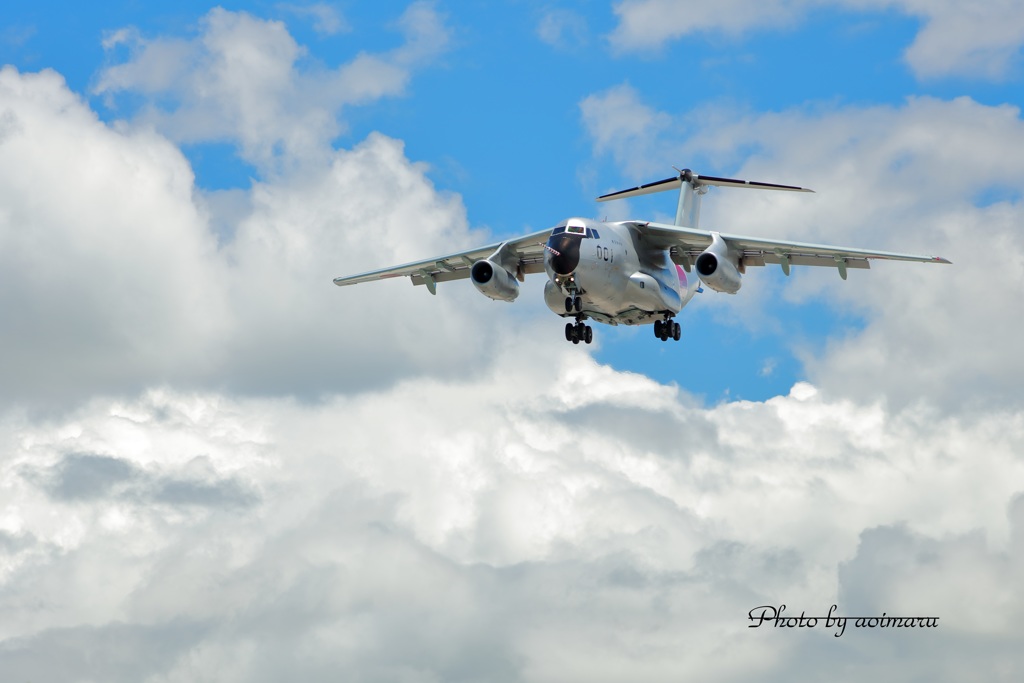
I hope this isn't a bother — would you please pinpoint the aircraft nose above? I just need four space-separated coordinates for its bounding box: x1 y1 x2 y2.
546 234 581 275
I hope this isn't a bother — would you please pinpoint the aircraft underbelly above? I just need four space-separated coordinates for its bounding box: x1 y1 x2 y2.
575 261 683 326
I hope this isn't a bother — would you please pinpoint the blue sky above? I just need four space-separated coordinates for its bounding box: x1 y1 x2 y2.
5 0 1012 402
6 1 1007 405
3 3 1024 681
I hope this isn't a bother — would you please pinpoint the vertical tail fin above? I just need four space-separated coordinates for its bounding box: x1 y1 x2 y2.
674 169 707 228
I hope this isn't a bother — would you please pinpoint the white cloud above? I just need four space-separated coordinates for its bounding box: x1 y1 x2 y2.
536 9 590 48
94 4 450 173
579 83 674 179
0 65 505 408
608 0 1024 81
215 131 501 396
390 0 452 66
610 0 803 47
581 86 1024 411
858 0 1024 80
1 351 1021 680
277 3 350 36
0 66 230 405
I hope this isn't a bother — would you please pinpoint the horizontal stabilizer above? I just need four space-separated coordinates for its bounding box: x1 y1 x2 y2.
597 170 814 202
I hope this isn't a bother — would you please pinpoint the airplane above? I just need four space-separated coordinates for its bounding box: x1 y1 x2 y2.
333 169 951 344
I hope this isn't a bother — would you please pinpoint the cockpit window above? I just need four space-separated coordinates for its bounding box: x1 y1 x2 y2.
567 224 586 235
590 228 600 239
551 226 566 235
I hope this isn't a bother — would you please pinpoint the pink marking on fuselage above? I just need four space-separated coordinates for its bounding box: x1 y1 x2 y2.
676 264 687 289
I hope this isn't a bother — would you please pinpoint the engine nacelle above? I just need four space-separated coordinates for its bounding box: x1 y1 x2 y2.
695 233 742 294
470 259 520 302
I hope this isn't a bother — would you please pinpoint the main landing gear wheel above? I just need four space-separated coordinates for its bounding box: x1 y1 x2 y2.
653 319 682 342
565 321 593 345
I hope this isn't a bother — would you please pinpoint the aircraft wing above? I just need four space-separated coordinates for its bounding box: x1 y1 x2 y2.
629 221 951 275
332 226 554 294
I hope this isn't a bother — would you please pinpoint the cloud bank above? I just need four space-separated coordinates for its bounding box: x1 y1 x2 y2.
2 354 1022 681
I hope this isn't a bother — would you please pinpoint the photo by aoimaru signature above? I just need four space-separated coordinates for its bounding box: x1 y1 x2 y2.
748 604 940 637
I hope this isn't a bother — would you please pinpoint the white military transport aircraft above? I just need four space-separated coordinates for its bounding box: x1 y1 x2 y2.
333 169 950 344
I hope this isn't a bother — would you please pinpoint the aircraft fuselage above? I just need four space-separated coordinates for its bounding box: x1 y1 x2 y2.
542 217 699 327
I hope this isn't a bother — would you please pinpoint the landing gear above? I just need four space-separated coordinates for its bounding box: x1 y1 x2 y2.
565 320 593 344
654 319 681 342
564 295 583 312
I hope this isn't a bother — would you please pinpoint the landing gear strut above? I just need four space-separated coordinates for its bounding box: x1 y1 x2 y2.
565 320 593 345
654 319 681 342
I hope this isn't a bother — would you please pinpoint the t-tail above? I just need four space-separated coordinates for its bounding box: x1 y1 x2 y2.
596 168 814 227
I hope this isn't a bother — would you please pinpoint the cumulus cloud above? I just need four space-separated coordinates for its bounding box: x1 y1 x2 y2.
27 452 259 508
0 66 230 405
94 3 450 172
0 65 507 408
608 0 1024 80
1 350 1021 680
581 85 1024 411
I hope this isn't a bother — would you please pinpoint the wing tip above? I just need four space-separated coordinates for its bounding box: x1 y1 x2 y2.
933 256 953 264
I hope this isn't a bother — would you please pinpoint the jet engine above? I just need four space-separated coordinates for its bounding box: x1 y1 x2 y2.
695 232 742 294
470 259 520 301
